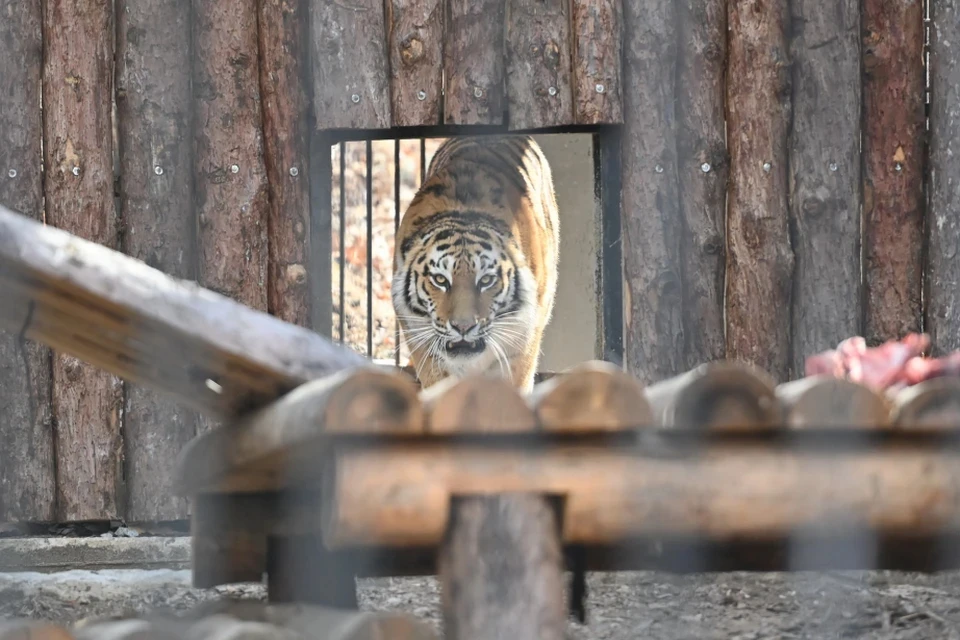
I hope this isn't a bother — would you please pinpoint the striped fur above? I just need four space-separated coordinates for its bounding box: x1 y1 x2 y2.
391 135 560 392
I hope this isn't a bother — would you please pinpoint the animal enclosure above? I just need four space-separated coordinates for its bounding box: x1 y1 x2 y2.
0 0 949 535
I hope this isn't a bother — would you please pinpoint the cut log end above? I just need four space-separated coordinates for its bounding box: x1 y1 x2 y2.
891 378 960 431
776 376 892 429
422 375 536 433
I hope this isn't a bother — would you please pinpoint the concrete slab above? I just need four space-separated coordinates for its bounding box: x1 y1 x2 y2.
0 537 191 572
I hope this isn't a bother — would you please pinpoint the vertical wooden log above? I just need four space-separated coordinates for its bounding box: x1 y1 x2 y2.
926 2 960 355
0 0 55 523
862 0 925 346
571 0 623 125
387 0 444 127
42 0 124 521
259 0 311 328
505 0 574 130
788 0 862 376
444 0 506 125
192 0 270 431
620 0 684 384
439 494 565 640
116 0 196 522
725 0 794 381
309 0 391 130
675 0 727 369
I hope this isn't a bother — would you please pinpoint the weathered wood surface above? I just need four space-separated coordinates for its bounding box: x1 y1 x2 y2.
439 495 565 640
0 205 369 420
570 0 622 124
619 0 684 385
676 0 727 370
421 376 537 433
310 0 391 130
260 0 311 328
891 378 960 430
927 0 960 355
116 0 196 523
267 535 360 608
526 360 652 432
725 0 794 381
444 0 506 125
862 0 925 346
776 377 891 429
506 0 574 130
174 370 423 494
191 492 267 588
643 362 781 431
0 0 55 523
42 0 124 522
788 0 862 377
320 440 960 548
387 0 444 127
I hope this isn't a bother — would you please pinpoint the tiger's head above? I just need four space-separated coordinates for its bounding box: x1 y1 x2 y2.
391 215 538 377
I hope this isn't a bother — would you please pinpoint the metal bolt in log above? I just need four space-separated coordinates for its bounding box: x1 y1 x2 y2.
776 376 892 429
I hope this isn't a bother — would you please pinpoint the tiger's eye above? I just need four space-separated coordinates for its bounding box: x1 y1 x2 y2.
478 274 495 288
431 274 448 288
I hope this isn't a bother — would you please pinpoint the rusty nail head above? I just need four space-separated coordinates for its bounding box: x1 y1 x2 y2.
351 93 361 103
474 87 483 98
154 166 163 176
701 162 711 173
417 90 427 101
7 169 16 178
289 167 299 177
548 86 557 96
595 83 605 93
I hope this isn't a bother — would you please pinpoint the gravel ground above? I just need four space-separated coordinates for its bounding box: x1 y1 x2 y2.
3 569 959 638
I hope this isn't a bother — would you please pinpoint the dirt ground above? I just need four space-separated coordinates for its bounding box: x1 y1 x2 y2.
2 569 959 638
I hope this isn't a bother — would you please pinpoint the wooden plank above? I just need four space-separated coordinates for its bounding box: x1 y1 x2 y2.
926 1 960 355
505 0 574 130
775 377 892 429
643 361 781 431
862 0 925 346
420 375 537 434
620 0 684 385
443 0 506 125
260 0 312 328
173 369 423 494
527 360 652 432
115 0 196 523
42 0 123 522
0 0 55 524
570 0 622 124
788 0 862 377
676 0 727 370
439 495 565 640
0 204 369 419
386 0 443 127
310 0 391 130
725 0 794 382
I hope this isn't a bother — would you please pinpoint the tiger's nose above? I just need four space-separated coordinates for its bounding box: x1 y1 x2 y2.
450 319 480 335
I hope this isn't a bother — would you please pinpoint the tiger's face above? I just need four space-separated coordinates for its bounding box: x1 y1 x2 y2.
392 224 536 376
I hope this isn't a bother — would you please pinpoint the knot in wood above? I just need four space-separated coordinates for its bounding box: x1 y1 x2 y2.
701 235 724 256
703 42 723 63
801 197 826 218
400 36 424 66
285 263 307 286
64 358 82 382
543 40 561 68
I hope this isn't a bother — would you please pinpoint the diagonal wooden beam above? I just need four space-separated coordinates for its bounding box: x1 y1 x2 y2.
0 204 368 420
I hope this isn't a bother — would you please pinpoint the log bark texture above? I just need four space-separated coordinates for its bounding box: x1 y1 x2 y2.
116 0 197 522
42 0 124 521
0 0 55 523
620 0 684 385
387 0 444 127
506 0 574 130
444 0 506 125
862 0 925 346
570 0 622 124
926 1 960 354
788 0 862 376
725 0 794 382
676 0 727 369
439 495 565 640
259 0 311 328
310 0 391 130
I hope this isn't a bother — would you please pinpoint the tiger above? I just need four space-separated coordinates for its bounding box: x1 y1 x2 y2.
391 135 560 393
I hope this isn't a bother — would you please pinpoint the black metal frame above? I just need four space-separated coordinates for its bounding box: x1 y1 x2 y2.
308 125 624 369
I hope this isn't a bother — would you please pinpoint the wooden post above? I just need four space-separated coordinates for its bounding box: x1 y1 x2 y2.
42 0 124 522
191 493 267 589
0 0 55 524
788 0 862 377
387 0 444 127
620 0 684 385
266 535 359 608
444 0 506 125
259 0 312 329
570 0 622 124
676 0 727 370
505 0 574 130
862 0 925 345
115 0 197 523
439 494 565 640
927 0 960 354
725 0 794 381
